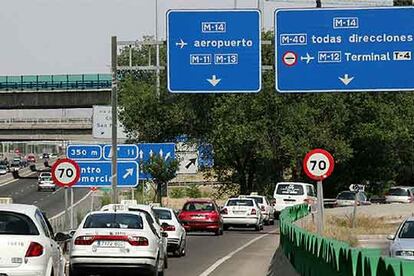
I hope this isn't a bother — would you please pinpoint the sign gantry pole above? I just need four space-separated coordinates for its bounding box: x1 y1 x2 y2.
111 36 118 204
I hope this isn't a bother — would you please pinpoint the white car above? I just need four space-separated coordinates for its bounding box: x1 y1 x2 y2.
38 176 56 192
385 187 414 204
0 204 65 276
242 194 275 225
389 217 414 260
221 198 263 231
0 165 8 175
335 191 371 207
101 203 168 266
70 210 167 276
153 207 187 257
273 182 317 218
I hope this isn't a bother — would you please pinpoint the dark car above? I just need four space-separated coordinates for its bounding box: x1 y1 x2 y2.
178 200 224 235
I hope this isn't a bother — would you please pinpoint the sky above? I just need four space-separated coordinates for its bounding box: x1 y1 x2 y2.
0 0 392 76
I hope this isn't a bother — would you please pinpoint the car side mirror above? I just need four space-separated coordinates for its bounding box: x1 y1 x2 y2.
54 232 72 242
161 232 168 238
387 234 395 241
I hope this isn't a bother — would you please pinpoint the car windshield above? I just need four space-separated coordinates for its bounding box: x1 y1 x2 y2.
388 188 410 196
337 192 356 200
84 213 143 229
0 165 6 170
41 176 52 181
183 202 215 212
0 211 39 235
399 221 414 239
247 196 263 204
276 184 304 196
227 199 254 207
154 209 172 220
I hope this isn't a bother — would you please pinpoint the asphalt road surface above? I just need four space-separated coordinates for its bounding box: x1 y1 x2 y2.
0 169 89 217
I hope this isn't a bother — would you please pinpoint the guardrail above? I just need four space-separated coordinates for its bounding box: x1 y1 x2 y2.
279 204 414 275
0 74 111 91
0 118 92 124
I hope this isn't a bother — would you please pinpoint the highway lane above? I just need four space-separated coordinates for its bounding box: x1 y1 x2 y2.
0 170 89 217
168 224 279 276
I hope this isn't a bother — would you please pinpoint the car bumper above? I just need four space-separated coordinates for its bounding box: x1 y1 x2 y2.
0 267 45 276
71 262 156 275
223 217 259 226
38 184 55 189
181 221 220 232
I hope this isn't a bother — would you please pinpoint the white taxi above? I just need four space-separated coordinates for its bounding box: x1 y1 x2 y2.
154 207 187 257
242 193 275 225
0 204 65 276
221 198 264 231
69 210 167 276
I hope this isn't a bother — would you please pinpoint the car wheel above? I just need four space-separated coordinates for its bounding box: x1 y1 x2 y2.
270 219 275 225
69 267 84 276
164 254 168 269
224 225 230 231
255 224 261 231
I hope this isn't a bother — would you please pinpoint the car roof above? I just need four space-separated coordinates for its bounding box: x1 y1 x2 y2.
228 197 254 201
184 200 214 204
391 186 412 189
153 207 172 212
0 204 38 217
276 182 313 186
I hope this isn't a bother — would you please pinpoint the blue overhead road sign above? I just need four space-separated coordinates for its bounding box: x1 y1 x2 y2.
167 10 261 93
138 143 176 180
275 7 414 93
103 145 139 160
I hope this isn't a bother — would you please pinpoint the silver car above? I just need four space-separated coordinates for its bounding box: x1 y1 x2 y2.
389 217 414 259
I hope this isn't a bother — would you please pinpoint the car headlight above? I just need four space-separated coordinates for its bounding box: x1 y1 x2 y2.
396 250 414 256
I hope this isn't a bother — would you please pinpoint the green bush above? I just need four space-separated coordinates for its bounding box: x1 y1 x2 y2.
101 192 111 206
170 188 186 198
186 184 202 198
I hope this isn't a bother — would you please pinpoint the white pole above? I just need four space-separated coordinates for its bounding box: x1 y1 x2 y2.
70 187 74 229
234 0 237 8
155 0 160 98
316 180 324 234
64 188 69 230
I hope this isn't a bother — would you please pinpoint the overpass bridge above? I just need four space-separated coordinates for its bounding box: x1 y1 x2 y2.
0 74 111 109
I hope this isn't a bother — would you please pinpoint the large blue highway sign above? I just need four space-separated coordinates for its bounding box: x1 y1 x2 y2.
167 10 261 93
138 143 175 180
275 7 414 93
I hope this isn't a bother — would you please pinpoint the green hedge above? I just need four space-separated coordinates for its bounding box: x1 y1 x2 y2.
279 204 414 276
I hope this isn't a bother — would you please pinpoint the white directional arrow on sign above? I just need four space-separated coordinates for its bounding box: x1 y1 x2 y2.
139 150 144 159
301 53 314 64
123 168 134 179
175 39 187 49
339 74 354 86
165 152 171 160
207 75 221 87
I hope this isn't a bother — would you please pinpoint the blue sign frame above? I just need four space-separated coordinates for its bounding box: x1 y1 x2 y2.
167 9 262 93
275 7 414 93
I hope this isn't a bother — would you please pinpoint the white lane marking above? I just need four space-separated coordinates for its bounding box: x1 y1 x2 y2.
0 171 36 187
198 230 278 276
33 201 38 204
50 191 92 220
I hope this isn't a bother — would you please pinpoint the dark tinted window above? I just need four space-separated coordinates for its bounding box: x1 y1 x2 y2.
337 192 356 200
0 211 39 235
183 202 215 211
389 188 410 196
84 213 143 229
276 184 304 195
227 199 254 207
154 209 172 220
399 221 414 238
247 196 263 204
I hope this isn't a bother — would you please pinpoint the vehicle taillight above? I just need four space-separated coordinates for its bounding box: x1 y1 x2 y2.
74 235 95 245
260 206 265 212
251 209 257 215
162 224 176 231
25 242 43 257
128 236 149 246
221 208 228 215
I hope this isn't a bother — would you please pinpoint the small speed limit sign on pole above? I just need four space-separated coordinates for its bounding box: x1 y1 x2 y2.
303 149 334 181
303 149 334 235
51 158 80 188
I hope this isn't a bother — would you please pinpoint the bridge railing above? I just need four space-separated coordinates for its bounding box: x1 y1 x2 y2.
280 204 414 275
0 74 111 91
0 118 92 124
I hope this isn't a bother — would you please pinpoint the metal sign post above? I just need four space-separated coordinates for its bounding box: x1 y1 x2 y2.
303 149 335 235
111 36 118 204
64 187 69 231
70 187 74 229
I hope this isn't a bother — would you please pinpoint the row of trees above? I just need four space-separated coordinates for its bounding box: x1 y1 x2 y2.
117 32 414 198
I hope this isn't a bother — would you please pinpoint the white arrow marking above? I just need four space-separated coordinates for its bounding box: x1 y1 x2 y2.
300 53 314 64
139 150 144 159
165 152 171 161
207 75 221 87
339 74 354 86
159 149 163 158
149 150 154 157
123 168 134 179
175 39 187 49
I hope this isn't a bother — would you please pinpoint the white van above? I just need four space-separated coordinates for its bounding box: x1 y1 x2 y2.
273 182 316 217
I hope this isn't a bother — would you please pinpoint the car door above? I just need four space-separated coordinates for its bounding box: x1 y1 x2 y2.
35 210 61 276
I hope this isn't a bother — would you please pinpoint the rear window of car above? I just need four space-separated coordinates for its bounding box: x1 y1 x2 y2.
399 221 414 238
183 202 215 212
0 165 6 170
227 199 254 207
389 188 410 196
154 209 172 220
0 211 39 235
247 196 263 204
276 184 304 196
337 192 356 200
84 213 143 229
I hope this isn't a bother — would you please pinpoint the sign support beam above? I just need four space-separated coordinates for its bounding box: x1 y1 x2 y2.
111 36 118 204
316 180 324 234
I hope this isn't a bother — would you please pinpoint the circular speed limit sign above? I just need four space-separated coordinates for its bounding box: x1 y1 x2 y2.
51 158 80 188
303 149 334 181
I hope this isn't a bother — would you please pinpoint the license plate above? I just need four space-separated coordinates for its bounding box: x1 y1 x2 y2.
191 215 205 220
234 211 245 215
97 240 125 248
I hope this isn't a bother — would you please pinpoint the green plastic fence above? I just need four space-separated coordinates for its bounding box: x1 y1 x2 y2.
279 204 414 276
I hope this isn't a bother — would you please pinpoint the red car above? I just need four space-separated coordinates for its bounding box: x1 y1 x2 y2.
27 154 36 163
178 200 224 235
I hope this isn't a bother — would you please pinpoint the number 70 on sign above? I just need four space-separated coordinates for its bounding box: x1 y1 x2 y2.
51 158 81 188
303 149 334 181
